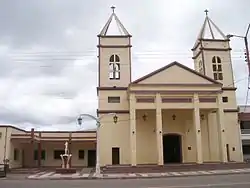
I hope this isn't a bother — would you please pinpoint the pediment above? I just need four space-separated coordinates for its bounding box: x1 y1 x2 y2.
131 61 221 86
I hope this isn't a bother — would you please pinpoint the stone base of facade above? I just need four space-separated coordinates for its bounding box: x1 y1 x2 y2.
101 162 249 174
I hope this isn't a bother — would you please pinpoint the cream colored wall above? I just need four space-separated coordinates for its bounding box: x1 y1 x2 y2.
99 114 130 166
137 65 213 85
203 40 230 49
0 127 21 167
100 37 129 46
22 141 96 167
98 90 129 111
202 41 234 87
134 109 213 164
207 112 220 161
9 142 23 168
136 110 157 164
0 127 10 164
38 142 95 167
192 43 202 60
0 127 26 168
221 90 237 109
99 37 131 87
224 112 243 162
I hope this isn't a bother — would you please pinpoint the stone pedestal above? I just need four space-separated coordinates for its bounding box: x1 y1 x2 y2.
55 154 76 174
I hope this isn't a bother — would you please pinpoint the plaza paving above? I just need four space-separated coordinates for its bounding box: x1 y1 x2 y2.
27 167 250 180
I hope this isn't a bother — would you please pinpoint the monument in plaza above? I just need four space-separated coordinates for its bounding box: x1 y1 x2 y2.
55 141 76 174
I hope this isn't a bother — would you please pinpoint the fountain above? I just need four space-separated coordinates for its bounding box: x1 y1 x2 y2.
55 141 76 174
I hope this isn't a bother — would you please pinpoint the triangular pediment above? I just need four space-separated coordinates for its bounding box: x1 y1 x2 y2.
131 62 221 85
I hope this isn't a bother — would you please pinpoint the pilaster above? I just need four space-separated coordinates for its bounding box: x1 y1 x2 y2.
156 93 163 165
216 93 227 162
129 93 137 166
193 93 203 164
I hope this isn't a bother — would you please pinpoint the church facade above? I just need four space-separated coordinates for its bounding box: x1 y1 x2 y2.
97 9 244 166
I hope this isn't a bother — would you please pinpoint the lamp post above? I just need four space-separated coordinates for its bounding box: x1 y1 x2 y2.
77 113 118 177
227 24 250 75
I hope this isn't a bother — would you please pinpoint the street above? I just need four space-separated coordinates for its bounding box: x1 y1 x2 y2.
1 173 250 188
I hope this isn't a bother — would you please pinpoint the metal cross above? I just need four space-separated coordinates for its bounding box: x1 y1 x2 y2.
204 9 209 16
111 6 116 13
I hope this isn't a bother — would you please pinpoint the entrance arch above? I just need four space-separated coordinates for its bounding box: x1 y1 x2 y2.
163 134 182 163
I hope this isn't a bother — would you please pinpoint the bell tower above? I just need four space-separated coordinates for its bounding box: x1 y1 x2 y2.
192 10 234 88
97 7 132 166
97 6 132 89
192 10 243 163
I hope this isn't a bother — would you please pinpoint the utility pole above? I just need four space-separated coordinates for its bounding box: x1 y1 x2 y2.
227 24 250 75
244 24 250 75
227 24 250 110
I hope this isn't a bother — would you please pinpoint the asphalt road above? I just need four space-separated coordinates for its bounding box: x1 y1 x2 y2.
1 173 250 188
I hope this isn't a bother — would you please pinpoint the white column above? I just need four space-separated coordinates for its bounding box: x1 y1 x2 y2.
216 94 227 163
156 93 164 165
193 93 203 164
130 93 137 166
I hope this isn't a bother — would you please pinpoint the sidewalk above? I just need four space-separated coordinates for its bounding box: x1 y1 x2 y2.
27 168 250 180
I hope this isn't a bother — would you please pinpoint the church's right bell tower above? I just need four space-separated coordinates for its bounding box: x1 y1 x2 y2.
192 10 235 88
192 10 243 163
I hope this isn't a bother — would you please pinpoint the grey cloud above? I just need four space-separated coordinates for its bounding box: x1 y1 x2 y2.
0 1 102 48
0 0 249 130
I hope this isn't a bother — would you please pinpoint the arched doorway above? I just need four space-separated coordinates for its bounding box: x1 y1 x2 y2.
163 134 182 163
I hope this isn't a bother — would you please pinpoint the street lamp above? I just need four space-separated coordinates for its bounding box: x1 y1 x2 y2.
76 113 117 177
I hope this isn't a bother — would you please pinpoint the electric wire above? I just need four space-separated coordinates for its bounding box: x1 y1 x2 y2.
79 76 248 124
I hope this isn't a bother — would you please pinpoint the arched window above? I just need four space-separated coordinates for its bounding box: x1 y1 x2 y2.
212 56 223 80
109 54 120 62
109 54 120 80
198 60 204 74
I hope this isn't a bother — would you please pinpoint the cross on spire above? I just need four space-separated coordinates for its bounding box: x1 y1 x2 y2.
111 6 115 13
204 9 209 16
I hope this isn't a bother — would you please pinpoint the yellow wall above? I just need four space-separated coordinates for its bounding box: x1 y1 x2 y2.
0 127 11 165
99 37 131 88
98 90 129 111
136 110 157 164
224 112 243 161
99 114 130 166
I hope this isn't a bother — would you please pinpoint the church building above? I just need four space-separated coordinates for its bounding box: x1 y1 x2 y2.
97 8 244 166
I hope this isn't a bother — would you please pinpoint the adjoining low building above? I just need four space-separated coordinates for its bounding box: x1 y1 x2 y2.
0 125 96 169
238 105 250 161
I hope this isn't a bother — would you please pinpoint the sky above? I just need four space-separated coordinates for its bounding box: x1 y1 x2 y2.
0 0 249 131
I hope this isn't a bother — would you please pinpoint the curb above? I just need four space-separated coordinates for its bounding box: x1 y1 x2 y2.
26 170 250 180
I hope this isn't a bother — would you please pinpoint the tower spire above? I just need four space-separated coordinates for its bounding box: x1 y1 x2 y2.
192 10 227 49
98 6 130 37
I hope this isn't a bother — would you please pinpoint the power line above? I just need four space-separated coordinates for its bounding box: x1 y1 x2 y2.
11 76 247 100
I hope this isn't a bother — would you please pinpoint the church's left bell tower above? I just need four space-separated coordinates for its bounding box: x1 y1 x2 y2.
97 7 132 166
97 6 132 88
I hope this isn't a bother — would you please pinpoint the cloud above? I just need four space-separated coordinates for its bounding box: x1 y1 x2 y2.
0 0 249 131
